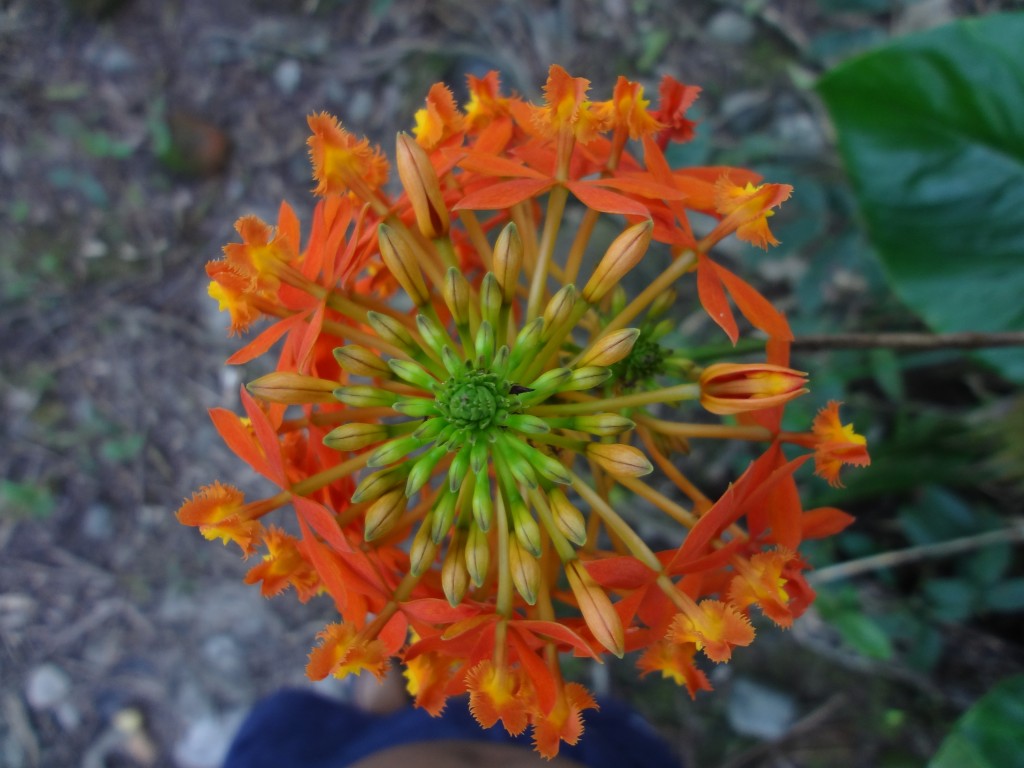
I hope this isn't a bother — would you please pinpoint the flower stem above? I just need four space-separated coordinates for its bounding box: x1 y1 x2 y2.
527 185 570 321
528 383 699 416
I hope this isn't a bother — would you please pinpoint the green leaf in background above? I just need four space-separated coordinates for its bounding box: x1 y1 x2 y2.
929 675 1024 768
817 13 1024 383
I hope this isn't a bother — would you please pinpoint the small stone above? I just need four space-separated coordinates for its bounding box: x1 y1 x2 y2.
173 711 246 768
273 60 302 96
727 678 796 739
82 503 114 540
25 664 72 711
706 10 755 46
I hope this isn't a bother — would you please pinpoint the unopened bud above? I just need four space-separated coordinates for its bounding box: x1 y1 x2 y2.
581 220 653 303
443 267 471 327
352 465 408 504
479 272 502 328
542 284 577 336
586 442 653 477
334 345 392 378
648 288 677 319
378 224 430 306
409 521 437 576
333 385 398 408
471 471 493 531
247 372 337 404
430 488 459 543
388 359 438 391
511 501 542 557
363 488 406 541
699 362 808 415
577 328 640 368
323 422 389 452
566 559 624 656
367 435 423 467
395 132 449 239
549 489 587 546
366 311 417 354
441 531 470 606
492 223 523 304
571 413 635 437
465 523 490 587
565 366 612 391
406 444 448 497
509 536 541 605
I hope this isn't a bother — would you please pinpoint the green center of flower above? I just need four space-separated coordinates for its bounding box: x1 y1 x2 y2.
438 368 513 433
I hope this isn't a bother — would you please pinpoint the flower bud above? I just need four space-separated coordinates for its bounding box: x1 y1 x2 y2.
367 434 423 467
378 224 430 306
471 470 493 531
429 488 459 543
509 536 541 605
511 501 542 557
464 523 490 587
323 422 390 452
366 311 417 355
441 531 470 606
416 313 454 359
577 328 640 368
699 362 808 415
549 489 587 546
565 366 612 391
492 223 523 304
406 444 448 497
388 359 438 391
566 559 624 657
363 488 406 541
395 132 449 239
443 267 472 327
247 372 338 404
333 385 398 408
586 442 653 477
409 520 437 576
581 220 653 303
334 345 392 378
479 272 502 328
542 284 577 336
570 413 635 437
352 465 408 504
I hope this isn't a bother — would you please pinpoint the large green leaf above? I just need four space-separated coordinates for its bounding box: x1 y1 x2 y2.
929 675 1024 768
817 14 1024 382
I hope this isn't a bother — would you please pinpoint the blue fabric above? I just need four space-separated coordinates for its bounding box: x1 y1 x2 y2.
223 688 682 768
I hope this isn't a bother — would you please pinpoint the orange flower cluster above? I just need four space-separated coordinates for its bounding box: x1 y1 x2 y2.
179 65 869 758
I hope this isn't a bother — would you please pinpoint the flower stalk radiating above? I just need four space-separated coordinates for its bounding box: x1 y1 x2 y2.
177 65 870 758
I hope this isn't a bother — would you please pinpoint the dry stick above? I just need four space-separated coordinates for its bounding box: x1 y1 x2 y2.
793 331 1024 351
809 521 1024 585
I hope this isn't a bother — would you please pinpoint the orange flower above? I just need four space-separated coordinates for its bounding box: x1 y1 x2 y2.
464 70 513 131
244 526 320 602
206 260 265 335
638 638 712 699
413 83 465 150
729 550 796 627
595 76 663 140
669 600 755 663
306 622 389 681
465 660 534 735
532 683 597 758
706 179 793 249
176 482 263 555
404 651 457 716
307 112 389 197
699 362 808 415
653 75 701 148
532 65 610 145
812 401 870 487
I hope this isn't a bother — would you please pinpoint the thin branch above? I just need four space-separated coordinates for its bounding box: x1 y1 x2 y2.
809 521 1024 585
792 331 1024 351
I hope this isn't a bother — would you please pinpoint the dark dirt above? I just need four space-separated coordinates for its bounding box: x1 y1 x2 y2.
2 1 1020 766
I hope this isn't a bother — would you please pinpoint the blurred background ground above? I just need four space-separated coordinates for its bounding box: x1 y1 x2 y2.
1 0 1022 766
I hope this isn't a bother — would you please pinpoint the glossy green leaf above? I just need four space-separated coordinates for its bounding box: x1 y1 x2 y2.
929 675 1024 768
818 14 1024 382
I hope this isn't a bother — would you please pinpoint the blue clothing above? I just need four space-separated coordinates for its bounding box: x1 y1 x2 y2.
223 688 682 768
